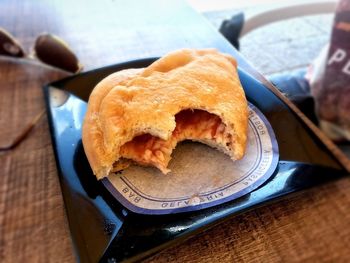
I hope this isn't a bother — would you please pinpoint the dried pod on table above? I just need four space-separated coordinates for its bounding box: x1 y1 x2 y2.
0 28 25 57
34 33 82 73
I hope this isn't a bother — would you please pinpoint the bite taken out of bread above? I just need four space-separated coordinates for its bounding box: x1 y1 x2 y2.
82 48 248 179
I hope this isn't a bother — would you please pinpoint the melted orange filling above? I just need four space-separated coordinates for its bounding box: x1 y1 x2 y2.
116 110 231 173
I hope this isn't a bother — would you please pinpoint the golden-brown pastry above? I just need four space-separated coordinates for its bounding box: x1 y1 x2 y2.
82 49 248 179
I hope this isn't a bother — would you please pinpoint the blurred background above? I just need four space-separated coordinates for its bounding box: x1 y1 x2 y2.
188 0 334 77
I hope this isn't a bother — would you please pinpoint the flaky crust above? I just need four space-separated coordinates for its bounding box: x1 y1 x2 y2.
82 49 248 179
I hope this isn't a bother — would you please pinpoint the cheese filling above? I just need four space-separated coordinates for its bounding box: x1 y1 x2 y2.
114 110 232 173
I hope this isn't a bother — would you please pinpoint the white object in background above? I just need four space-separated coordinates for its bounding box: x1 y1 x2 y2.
241 0 337 37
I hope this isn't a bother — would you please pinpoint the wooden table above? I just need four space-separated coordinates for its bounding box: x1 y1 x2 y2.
1 0 350 262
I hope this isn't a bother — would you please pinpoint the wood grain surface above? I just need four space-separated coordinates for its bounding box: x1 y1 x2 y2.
0 58 73 262
1 0 350 262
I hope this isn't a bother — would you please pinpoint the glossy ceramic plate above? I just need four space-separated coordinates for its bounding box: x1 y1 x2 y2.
44 58 347 262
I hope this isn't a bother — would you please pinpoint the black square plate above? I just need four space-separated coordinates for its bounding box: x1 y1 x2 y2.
44 58 347 262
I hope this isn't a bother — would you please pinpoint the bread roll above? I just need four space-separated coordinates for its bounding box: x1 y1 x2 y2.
82 49 248 179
